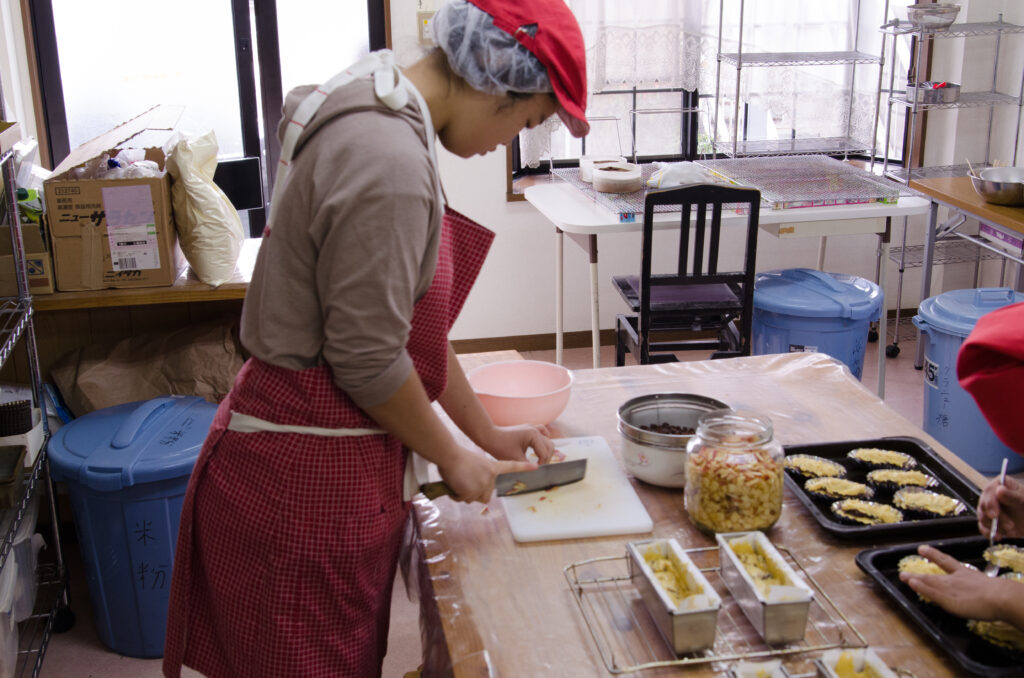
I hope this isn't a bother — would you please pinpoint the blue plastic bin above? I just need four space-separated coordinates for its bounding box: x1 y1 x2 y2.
752 269 882 379
47 395 217 658
913 288 1024 474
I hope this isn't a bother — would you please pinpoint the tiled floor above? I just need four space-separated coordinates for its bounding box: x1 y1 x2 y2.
32 336 927 677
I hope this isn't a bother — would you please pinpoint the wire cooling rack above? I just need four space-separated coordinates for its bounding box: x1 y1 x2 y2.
696 156 915 210
551 165 732 221
563 545 867 675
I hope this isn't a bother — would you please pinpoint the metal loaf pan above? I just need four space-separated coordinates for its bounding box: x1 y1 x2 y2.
627 538 721 654
716 531 814 644
783 436 980 539
856 535 1024 677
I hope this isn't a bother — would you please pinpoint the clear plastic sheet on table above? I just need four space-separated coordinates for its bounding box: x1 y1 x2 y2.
696 156 918 210
405 353 986 678
550 165 737 221
564 545 866 675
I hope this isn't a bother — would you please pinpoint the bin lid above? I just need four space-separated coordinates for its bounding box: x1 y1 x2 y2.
754 268 882 320
47 395 217 492
915 287 1024 338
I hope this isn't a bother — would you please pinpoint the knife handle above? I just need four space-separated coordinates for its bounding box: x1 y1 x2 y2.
420 481 454 500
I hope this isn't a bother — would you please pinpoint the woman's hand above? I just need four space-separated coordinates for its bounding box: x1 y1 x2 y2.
477 424 558 465
437 445 537 504
899 545 1018 622
978 475 1024 540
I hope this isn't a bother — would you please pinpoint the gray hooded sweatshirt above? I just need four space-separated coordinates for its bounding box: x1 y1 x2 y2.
240 75 443 409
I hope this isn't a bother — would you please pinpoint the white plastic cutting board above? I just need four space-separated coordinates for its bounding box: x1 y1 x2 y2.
502 435 653 543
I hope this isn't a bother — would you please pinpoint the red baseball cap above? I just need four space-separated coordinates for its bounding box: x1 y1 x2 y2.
468 0 590 137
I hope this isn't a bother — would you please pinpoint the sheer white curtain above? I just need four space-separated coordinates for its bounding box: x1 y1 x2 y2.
519 0 712 167
519 0 898 167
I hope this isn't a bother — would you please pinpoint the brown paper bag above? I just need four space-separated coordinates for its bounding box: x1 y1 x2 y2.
50 317 244 416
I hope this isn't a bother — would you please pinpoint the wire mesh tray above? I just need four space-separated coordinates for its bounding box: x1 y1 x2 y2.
551 166 740 222
697 156 914 210
564 545 866 675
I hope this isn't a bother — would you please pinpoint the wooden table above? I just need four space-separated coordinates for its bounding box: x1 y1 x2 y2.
909 175 1024 301
411 352 988 677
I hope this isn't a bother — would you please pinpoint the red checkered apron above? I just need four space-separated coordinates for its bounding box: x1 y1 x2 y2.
163 207 493 678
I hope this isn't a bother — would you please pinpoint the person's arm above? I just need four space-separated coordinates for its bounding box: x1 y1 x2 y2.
437 344 558 464
978 476 1024 540
900 545 1024 630
364 368 535 503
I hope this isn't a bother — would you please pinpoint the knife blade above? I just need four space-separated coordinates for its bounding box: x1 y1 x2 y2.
420 458 587 500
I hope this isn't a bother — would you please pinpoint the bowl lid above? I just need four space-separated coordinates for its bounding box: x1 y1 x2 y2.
47 395 218 491
754 268 882 320
915 287 1024 337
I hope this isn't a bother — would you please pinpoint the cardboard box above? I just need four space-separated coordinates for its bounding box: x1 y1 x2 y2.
979 222 1024 258
0 224 55 296
0 120 21 156
43 106 187 291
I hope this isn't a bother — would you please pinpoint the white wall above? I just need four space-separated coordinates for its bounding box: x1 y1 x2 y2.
392 0 1024 342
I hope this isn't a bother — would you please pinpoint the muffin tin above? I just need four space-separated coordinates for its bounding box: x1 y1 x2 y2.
783 437 979 538
857 536 1024 677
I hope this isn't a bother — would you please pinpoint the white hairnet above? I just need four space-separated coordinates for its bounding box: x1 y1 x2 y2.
431 0 552 96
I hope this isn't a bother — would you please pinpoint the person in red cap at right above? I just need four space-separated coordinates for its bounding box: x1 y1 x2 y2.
164 1 588 676
900 301 1024 645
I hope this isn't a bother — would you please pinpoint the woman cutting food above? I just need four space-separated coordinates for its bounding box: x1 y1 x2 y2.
163 1 589 676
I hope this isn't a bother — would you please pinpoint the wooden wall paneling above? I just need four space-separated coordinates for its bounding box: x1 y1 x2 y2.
33 308 93 382
128 303 191 335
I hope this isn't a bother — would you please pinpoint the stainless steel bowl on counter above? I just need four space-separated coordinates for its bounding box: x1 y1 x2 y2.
905 82 960 104
906 3 960 31
617 393 730 488
971 167 1024 206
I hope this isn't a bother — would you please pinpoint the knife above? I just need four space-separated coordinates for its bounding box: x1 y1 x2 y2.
420 458 587 500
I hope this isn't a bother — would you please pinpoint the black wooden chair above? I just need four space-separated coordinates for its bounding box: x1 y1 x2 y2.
613 183 761 366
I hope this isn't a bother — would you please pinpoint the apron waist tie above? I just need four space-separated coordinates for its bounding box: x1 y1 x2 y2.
226 411 432 501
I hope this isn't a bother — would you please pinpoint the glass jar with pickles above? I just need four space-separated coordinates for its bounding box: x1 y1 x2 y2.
684 410 784 533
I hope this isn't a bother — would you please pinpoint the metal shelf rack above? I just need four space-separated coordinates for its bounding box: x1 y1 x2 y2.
718 50 881 68
712 0 886 159
874 12 1024 357
1 87 74 676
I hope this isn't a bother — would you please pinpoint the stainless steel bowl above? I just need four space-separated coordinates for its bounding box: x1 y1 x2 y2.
971 171 1024 207
617 393 730 488
906 3 960 31
906 82 960 104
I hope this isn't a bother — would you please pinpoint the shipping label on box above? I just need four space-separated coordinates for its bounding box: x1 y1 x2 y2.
102 184 162 271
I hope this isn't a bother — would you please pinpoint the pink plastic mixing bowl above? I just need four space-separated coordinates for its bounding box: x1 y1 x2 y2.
467 360 573 426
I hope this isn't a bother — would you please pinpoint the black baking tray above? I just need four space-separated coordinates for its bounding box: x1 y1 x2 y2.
856 535 1024 677
783 436 980 539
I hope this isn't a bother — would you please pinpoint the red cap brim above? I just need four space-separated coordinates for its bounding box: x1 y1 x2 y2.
557 106 589 138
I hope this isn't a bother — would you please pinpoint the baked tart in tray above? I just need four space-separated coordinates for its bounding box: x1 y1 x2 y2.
865 468 938 493
830 499 903 526
784 454 846 481
846 447 917 470
892 487 968 519
803 477 873 501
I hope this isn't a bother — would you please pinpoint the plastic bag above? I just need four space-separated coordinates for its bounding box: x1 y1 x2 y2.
646 161 716 189
165 130 244 287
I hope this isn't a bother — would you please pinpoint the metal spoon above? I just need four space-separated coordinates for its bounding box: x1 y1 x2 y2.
984 458 1009 577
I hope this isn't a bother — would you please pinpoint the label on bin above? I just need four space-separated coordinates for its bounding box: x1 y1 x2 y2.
788 343 819 353
924 357 940 390
101 185 162 271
